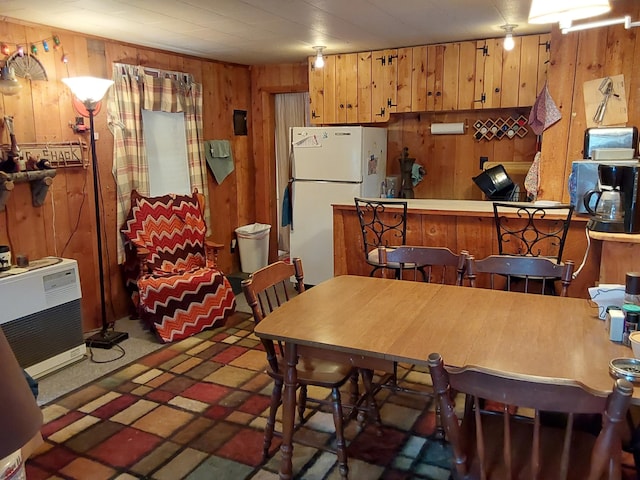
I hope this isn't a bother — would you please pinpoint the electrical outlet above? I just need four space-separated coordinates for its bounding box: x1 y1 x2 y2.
480 156 488 169
231 238 237 253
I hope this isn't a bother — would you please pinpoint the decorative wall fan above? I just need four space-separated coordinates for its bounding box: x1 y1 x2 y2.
6 52 48 81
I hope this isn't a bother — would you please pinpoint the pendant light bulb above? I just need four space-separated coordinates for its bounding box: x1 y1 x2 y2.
313 46 325 68
501 24 517 51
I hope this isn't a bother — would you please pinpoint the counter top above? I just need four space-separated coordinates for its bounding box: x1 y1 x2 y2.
333 198 586 221
589 230 640 243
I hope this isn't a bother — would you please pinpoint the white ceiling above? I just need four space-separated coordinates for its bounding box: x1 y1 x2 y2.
3 0 551 65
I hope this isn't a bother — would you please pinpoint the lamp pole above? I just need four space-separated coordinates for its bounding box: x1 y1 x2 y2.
62 76 127 348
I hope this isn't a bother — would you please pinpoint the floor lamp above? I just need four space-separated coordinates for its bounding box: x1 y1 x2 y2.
62 76 128 349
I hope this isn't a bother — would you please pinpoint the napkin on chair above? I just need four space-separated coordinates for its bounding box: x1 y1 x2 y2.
205 139 234 184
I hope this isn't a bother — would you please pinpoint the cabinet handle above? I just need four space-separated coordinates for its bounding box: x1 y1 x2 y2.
436 91 441 97
347 103 353 109
427 91 433 97
494 87 500 93
339 103 345 109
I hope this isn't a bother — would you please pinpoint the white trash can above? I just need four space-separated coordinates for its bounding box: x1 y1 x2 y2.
235 223 271 273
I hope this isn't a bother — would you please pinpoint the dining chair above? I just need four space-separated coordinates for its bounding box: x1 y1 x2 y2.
465 254 575 296
428 352 633 480
379 245 468 284
241 258 354 478
354 197 427 279
492 202 574 263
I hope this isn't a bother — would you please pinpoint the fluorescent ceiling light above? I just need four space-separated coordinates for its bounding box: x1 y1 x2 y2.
528 0 611 29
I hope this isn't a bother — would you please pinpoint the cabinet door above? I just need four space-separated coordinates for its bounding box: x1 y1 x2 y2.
323 54 337 123
336 53 358 123
358 52 372 123
308 57 324 124
518 34 541 107
411 45 428 112
486 38 504 108
500 36 521 108
458 41 477 110
441 43 460 111
371 48 397 121
426 44 444 111
397 47 413 112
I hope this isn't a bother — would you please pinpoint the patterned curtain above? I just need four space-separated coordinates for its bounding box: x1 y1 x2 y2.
108 64 207 263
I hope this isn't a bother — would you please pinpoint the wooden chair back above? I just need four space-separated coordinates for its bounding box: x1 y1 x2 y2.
466 254 575 296
241 259 304 375
379 245 468 285
428 352 633 480
493 202 574 263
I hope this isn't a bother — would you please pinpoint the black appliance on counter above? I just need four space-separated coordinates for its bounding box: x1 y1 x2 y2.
472 164 516 201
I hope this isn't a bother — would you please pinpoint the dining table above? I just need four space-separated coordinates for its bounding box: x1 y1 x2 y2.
253 274 637 479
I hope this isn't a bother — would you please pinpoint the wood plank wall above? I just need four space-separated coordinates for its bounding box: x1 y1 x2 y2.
387 109 538 200
0 19 251 331
540 0 640 201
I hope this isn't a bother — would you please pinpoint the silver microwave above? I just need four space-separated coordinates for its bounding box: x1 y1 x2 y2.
569 159 639 214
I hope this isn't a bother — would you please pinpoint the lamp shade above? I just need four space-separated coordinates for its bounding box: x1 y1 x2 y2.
528 0 611 26
62 76 114 106
0 328 42 459
0 66 21 96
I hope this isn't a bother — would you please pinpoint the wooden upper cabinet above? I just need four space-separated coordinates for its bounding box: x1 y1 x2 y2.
322 55 337 123
411 45 428 112
335 53 359 124
309 33 548 121
396 47 413 112
358 52 373 123
371 48 397 122
308 56 324 124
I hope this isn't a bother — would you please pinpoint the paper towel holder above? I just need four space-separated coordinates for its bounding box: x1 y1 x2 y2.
429 121 468 135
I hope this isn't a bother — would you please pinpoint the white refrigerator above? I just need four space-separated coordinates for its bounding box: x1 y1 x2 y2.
290 126 387 286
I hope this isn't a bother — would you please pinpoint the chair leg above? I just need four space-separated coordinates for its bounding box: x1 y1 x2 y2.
331 386 349 480
264 379 283 461
360 368 383 436
298 385 308 423
349 371 360 419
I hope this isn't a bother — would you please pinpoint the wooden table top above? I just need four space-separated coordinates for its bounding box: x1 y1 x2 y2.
254 275 636 400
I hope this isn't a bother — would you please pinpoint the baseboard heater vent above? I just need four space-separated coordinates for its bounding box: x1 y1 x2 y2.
0 258 86 379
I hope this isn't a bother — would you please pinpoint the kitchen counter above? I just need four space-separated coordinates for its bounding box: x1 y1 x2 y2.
333 199 586 220
333 199 597 298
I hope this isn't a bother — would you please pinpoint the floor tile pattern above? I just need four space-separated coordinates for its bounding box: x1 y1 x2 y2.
27 313 637 479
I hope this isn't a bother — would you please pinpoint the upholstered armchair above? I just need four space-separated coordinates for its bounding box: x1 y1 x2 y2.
121 190 235 342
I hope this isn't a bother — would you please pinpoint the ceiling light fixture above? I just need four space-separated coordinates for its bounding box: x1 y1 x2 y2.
528 0 611 29
561 14 640 34
500 24 517 51
313 46 325 69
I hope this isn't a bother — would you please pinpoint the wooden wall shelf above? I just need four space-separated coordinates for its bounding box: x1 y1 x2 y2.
0 169 57 211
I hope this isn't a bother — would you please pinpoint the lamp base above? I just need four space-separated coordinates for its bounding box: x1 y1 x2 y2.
85 330 129 349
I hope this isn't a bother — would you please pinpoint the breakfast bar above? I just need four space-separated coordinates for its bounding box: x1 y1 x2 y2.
333 199 600 298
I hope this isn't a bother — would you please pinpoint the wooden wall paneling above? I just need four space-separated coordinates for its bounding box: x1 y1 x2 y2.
308 57 324 124
538 29 578 201
458 41 477 111
500 36 522 107
537 34 551 89
322 55 337 124
357 52 372 123
411 46 428 112
518 34 541 107
441 43 460 111
396 47 412 112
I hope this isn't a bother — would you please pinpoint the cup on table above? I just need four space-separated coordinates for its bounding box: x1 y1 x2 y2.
629 330 640 358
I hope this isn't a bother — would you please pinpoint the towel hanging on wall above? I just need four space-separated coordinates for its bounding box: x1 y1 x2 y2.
204 140 234 184
528 82 561 135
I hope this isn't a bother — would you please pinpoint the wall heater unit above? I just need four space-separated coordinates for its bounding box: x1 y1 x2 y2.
0 257 86 379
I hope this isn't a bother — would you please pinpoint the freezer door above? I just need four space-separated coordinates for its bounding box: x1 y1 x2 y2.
292 126 363 182
290 180 361 286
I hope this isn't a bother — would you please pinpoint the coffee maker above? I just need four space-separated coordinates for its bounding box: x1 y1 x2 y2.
621 165 640 234
584 164 624 232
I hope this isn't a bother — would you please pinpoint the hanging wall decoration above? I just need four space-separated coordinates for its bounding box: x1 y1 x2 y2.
0 34 65 81
6 52 47 80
